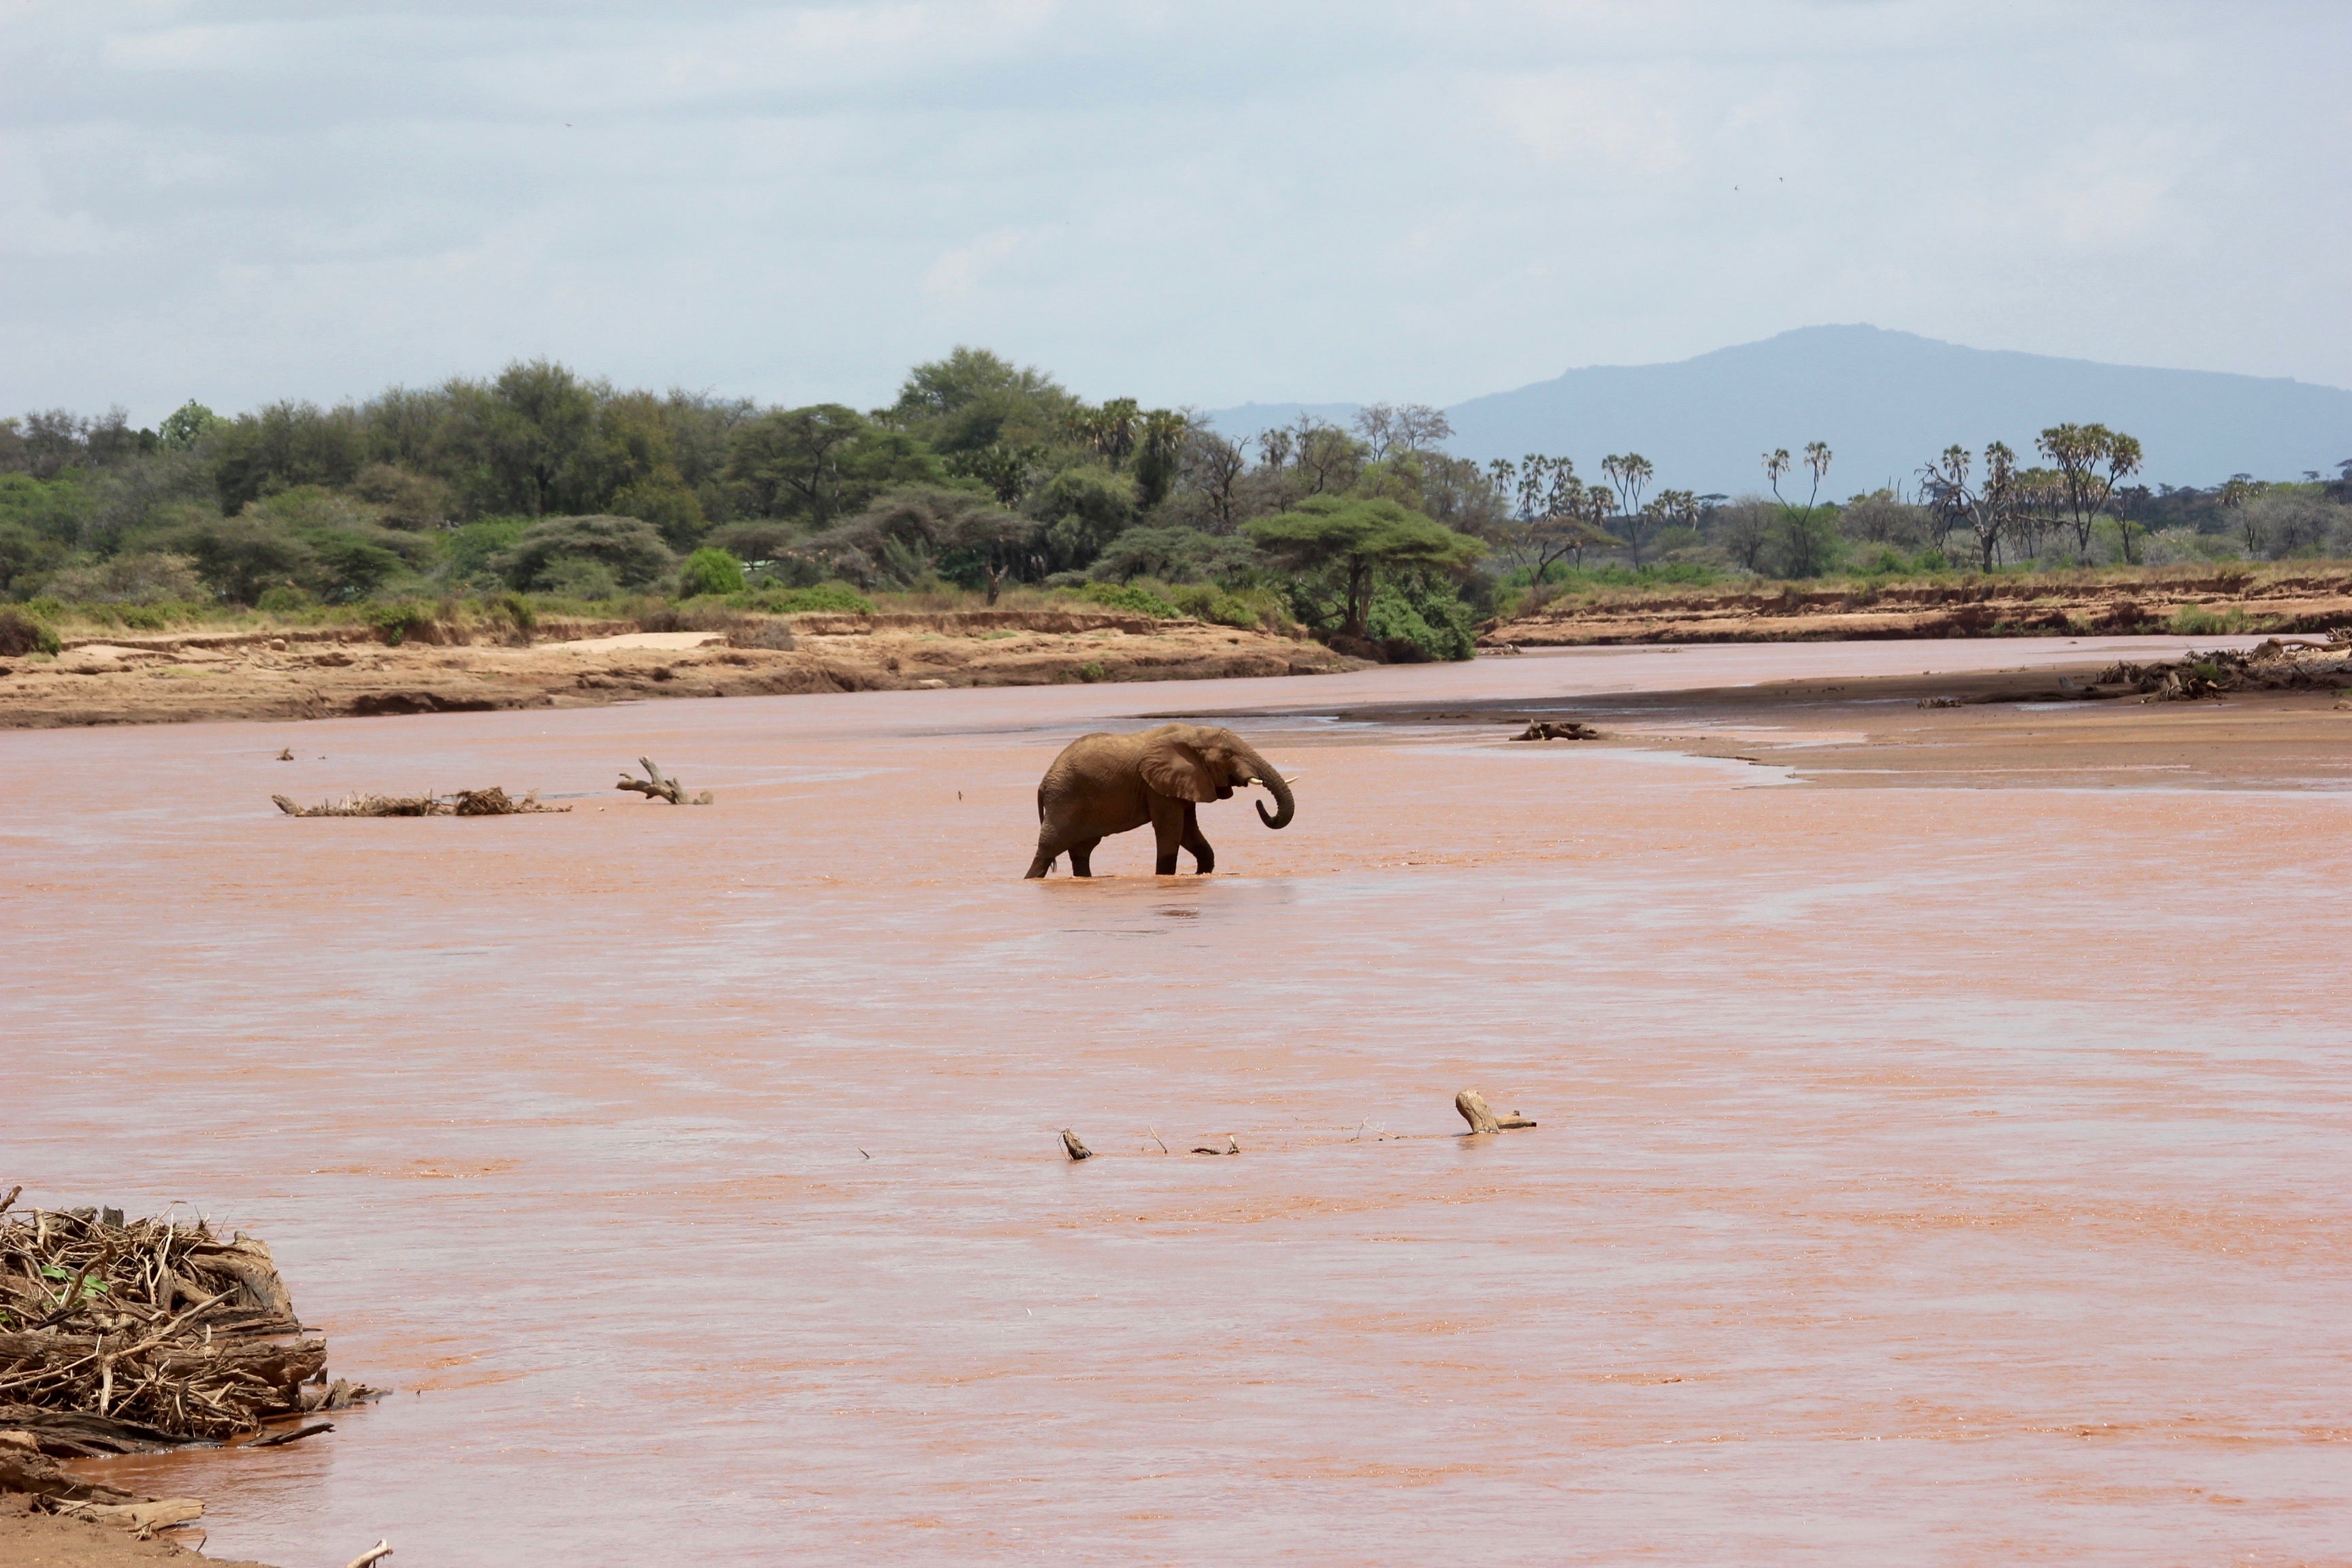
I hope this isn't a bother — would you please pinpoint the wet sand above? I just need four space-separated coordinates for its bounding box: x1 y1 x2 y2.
5 636 2349 1565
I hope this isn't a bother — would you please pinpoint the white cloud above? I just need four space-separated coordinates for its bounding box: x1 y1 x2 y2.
0 1 2345 421
923 231 1024 301
1492 73 1688 174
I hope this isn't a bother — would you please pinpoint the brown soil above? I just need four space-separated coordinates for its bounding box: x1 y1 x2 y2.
1484 565 2352 645
0 1494 274 1568
0 610 1356 729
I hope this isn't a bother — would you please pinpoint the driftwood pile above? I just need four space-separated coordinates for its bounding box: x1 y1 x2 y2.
2096 638 2350 702
0 1195 370 1454
1512 720 1599 741
274 786 565 817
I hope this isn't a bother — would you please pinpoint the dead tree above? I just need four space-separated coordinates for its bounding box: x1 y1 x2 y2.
615 757 713 805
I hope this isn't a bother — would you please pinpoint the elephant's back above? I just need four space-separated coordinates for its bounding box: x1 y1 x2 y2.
1040 732 1150 816
1045 732 1136 787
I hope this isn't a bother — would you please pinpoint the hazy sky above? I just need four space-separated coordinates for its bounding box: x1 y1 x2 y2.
5 1 2347 423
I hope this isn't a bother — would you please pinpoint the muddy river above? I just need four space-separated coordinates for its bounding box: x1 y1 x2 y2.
6 638 2347 1564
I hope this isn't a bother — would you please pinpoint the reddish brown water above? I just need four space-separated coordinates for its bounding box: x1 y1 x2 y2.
7 637 2349 1565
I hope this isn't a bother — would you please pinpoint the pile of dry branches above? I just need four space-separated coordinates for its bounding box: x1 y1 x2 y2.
2097 638 2351 702
273 786 566 817
0 1194 368 1454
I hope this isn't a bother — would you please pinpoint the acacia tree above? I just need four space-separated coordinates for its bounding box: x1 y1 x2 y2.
724 405 940 525
1245 495 1482 640
2036 423 2143 564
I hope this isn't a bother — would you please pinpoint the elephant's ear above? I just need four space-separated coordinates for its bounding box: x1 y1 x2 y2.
1138 732 1218 802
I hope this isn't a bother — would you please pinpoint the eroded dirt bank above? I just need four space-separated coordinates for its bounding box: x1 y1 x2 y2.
1484 566 2352 645
5 637 2347 1565
0 609 1356 728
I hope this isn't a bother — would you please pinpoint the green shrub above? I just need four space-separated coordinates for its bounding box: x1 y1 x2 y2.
1076 659 1109 683
497 591 537 636
538 558 621 600
1165 582 1262 627
114 603 186 632
1071 581 1180 618
2169 604 2254 636
0 606 61 657
679 546 746 598
256 585 314 615
39 551 208 606
1365 578 1476 662
448 517 528 578
495 514 674 592
744 582 875 615
363 600 440 646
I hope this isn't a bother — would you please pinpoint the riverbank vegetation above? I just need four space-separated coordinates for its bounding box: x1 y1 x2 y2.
5 351 2347 662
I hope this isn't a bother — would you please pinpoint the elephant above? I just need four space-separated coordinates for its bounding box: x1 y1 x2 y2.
1025 723 1294 878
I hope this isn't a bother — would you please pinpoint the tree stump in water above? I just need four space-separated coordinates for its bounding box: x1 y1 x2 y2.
1456 1089 1537 1133
616 757 713 805
1060 1130 1093 1161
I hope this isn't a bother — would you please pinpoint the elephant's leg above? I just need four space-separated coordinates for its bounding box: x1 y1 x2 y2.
1069 837 1100 877
1147 794 1188 875
1180 803 1214 875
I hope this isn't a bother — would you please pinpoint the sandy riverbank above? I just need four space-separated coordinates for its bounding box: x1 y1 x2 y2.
1483 565 2352 646
0 610 1357 728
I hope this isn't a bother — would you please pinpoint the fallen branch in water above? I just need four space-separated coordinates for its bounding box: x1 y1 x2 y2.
616 757 713 805
346 1539 395 1568
1511 721 1598 741
1456 1090 1537 1134
1060 1130 1093 1162
273 787 565 817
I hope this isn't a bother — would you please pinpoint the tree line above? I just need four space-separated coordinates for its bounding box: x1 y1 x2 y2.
4 349 2347 659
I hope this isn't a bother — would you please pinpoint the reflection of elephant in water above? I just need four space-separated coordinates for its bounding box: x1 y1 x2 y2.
1026 723 1294 878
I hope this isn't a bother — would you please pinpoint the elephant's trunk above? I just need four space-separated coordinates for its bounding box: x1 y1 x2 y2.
1243 747 1294 830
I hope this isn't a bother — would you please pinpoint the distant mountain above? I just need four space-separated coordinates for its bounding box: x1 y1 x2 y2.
1203 326 2352 496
